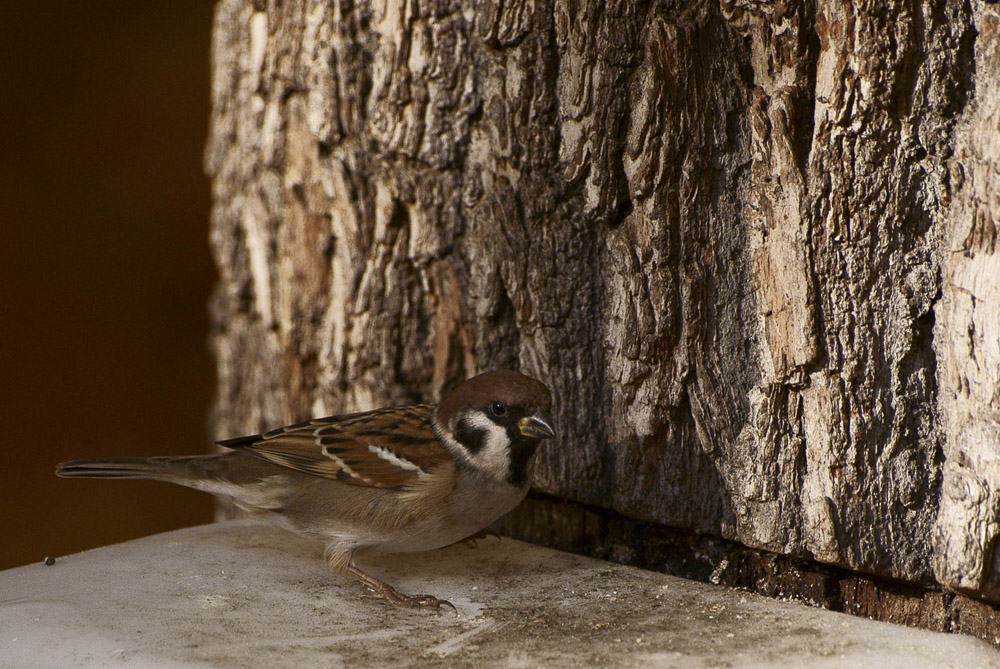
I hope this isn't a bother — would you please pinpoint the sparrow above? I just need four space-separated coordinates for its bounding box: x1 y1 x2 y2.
56 369 554 610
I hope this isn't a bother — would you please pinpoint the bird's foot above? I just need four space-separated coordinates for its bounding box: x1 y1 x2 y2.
348 564 455 612
447 528 501 548
385 589 456 611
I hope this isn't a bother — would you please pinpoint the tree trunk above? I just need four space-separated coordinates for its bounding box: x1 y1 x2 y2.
205 0 1000 636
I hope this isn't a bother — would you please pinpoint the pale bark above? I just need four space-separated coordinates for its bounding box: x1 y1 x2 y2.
205 0 1000 620
934 8 1000 601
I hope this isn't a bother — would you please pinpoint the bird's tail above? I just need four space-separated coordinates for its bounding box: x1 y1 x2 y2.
55 456 206 485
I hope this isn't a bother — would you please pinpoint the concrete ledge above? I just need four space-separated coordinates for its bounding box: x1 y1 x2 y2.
2 520 997 667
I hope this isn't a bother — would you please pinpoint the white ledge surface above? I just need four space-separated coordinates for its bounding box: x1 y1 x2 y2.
1 520 997 668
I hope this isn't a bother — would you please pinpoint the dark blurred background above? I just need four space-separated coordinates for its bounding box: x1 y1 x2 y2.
1 2 218 569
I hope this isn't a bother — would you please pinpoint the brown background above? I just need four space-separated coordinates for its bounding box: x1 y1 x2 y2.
1 2 217 569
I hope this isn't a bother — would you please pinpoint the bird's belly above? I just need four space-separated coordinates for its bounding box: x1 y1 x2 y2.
369 480 528 555
367 517 495 555
279 472 530 556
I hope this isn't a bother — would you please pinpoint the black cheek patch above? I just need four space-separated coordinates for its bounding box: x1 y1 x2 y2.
454 417 487 454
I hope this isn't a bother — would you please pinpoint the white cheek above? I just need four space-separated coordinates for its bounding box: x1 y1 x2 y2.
455 411 511 476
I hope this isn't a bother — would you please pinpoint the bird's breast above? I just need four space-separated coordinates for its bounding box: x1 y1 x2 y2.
446 468 530 533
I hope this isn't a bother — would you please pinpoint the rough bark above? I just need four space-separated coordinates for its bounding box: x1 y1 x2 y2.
205 0 1000 631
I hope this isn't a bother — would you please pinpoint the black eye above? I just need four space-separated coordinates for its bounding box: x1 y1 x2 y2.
490 401 507 417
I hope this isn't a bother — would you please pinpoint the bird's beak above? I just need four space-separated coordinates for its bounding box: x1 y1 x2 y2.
519 412 555 439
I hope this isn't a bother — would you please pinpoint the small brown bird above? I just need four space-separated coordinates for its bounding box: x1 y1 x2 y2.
56 370 554 609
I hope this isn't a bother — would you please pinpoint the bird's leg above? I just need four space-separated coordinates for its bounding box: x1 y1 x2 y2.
325 545 454 611
445 528 501 548
345 564 455 611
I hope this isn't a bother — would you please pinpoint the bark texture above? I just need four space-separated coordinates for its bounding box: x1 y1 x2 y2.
205 0 1000 622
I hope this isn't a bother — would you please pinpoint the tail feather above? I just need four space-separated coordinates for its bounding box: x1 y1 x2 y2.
55 456 203 483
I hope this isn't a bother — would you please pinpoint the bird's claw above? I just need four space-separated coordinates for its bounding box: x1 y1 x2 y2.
362 584 456 612
405 594 456 612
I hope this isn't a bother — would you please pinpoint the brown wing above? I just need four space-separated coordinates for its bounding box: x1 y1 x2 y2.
217 404 449 489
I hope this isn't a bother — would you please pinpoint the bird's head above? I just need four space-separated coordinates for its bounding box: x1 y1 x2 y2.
434 370 554 488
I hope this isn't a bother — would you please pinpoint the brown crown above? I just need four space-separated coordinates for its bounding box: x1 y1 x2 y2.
435 370 551 428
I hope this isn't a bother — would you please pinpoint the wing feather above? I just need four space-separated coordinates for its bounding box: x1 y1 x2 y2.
217 404 448 489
